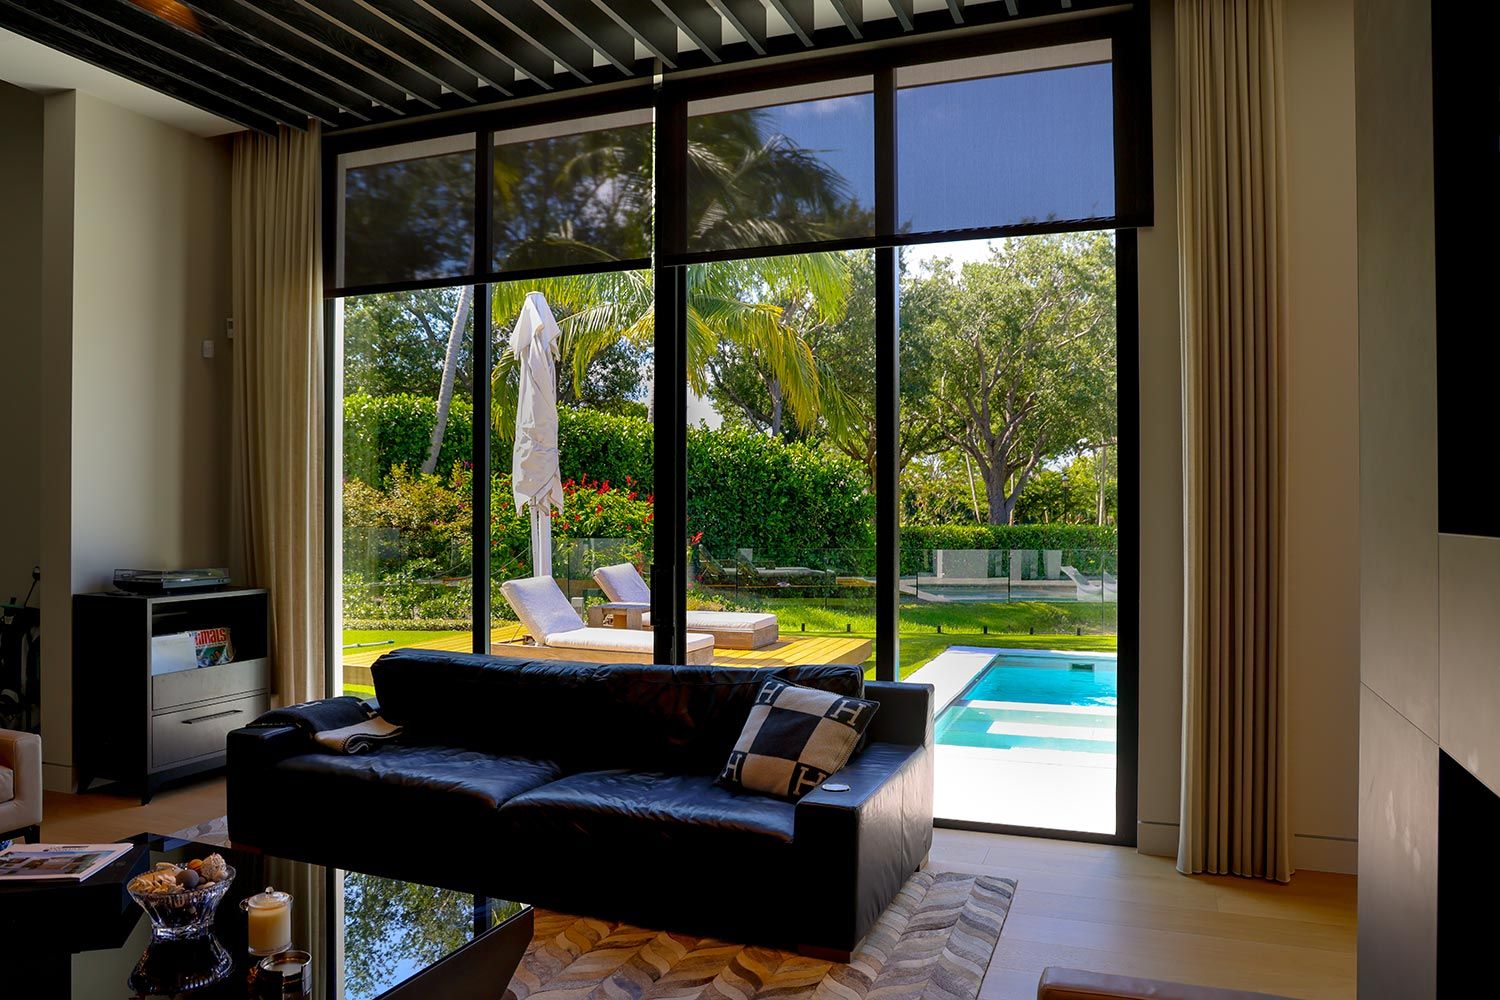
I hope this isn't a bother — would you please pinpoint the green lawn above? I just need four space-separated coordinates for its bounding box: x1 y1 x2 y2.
342 599 1116 685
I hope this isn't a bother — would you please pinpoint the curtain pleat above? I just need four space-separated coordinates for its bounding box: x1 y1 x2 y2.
230 123 325 707
1175 0 1290 882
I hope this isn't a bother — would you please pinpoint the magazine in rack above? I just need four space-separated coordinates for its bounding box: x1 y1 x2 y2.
0 843 135 882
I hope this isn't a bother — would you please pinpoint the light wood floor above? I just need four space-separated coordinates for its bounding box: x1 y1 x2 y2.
42 777 1355 999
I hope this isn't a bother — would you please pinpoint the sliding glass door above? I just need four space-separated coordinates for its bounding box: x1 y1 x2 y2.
324 16 1146 843
897 233 1120 835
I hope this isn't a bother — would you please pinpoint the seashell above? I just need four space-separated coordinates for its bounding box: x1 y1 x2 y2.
198 853 228 882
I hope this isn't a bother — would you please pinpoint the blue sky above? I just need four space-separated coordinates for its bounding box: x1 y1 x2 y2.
745 63 1115 232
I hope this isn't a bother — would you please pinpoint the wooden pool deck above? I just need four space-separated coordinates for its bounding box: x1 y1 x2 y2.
342 624 872 690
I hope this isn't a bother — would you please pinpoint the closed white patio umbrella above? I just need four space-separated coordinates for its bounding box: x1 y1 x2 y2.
510 291 564 579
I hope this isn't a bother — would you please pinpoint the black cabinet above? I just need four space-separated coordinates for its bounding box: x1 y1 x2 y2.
73 588 270 803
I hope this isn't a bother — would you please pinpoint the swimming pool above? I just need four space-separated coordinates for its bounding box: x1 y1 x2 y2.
934 649 1118 754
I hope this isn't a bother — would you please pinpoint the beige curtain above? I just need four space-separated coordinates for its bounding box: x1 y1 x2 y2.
230 123 325 707
1175 0 1291 882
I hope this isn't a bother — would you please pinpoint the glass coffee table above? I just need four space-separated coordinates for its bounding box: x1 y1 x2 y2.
3 833 533 999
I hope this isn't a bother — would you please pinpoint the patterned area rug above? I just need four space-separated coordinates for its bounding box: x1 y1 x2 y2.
510 871 1016 1000
171 818 1015 1000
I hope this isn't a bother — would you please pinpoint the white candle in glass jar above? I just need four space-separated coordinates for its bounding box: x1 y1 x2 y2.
242 887 293 955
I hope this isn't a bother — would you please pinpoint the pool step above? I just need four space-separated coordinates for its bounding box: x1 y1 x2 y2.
985 720 1114 742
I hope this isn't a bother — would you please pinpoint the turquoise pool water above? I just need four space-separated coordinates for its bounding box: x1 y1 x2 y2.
935 650 1118 754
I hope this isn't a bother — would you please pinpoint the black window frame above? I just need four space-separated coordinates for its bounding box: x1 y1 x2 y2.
321 7 1149 846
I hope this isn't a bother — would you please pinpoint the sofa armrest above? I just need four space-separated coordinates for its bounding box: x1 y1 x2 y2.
226 724 308 846
0 729 42 832
792 740 934 953
863 681 933 748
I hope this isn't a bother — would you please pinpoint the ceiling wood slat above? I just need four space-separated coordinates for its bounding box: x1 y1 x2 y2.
531 0 639 75
708 0 767 55
461 0 599 85
0 0 285 131
280 0 480 103
64 0 343 124
764 0 813 47
651 1 723 64
341 0 518 96
174 0 393 116
885 0 914 32
213 0 442 109
3 0 1126 133
589 0 679 70
825 0 864 41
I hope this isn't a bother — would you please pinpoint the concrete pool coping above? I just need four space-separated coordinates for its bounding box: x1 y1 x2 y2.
905 645 1120 716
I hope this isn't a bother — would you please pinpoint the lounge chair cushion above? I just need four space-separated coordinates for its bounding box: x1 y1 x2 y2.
0 764 12 803
593 563 653 604
547 627 713 655
501 575 584 642
636 611 776 632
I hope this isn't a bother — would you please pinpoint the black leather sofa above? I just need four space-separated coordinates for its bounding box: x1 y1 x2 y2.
227 650 933 957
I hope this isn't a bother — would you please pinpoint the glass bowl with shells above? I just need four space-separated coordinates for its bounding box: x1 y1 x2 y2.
127 854 236 942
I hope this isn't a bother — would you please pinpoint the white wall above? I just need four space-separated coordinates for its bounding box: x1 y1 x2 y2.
1134 0 1185 858
1282 0 1362 874
0 82 44 603
1135 0 1362 873
38 90 233 788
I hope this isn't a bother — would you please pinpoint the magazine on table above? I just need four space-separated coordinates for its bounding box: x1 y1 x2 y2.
0 843 135 882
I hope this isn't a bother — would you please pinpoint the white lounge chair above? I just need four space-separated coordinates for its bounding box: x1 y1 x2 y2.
592 563 780 650
1061 565 1105 601
498 575 715 664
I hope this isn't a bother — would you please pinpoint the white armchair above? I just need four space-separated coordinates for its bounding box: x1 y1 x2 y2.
0 728 42 844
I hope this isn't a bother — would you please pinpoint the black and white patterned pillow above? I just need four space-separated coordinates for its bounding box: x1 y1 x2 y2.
718 676 879 800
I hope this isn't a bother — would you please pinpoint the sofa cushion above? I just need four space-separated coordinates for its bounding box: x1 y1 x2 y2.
278 745 561 823
500 769 796 851
370 651 866 772
719 677 878 800
0 764 12 803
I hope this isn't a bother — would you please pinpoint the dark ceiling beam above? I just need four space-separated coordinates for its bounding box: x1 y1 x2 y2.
531 0 638 75
590 0 678 69
66 0 343 124
177 0 397 115
708 0 766 55
462 0 596 85
884 0 914 32
0 1 284 131
283 0 480 103
198 0 440 110
651 2 722 63
825 0 863 40
764 0 812 47
346 0 522 96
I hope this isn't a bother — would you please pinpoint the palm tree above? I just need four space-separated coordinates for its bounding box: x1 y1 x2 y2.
486 104 871 441
489 253 852 441
422 284 472 474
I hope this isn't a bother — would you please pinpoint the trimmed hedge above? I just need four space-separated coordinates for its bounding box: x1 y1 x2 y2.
686 424 874 567
345 393 476 487
900 524 1117 575
342 394 873 560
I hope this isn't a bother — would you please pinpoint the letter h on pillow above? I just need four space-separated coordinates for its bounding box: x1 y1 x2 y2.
719 677 879 800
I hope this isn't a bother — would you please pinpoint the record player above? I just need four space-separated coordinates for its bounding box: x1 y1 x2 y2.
113 568 231 594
